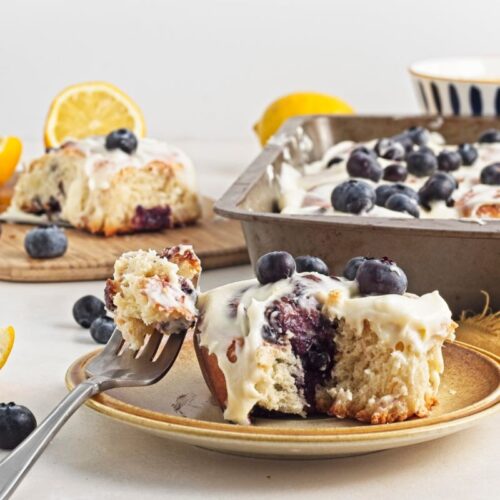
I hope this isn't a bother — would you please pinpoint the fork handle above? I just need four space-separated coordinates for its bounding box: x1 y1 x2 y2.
0 379 101 499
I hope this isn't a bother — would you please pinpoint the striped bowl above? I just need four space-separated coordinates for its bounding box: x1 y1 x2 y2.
409 56 500 116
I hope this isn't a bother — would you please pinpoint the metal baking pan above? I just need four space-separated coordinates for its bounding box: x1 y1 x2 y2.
215 115 500 315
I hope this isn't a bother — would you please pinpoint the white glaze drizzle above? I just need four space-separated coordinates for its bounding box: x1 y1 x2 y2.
65 136 197 191
276 137 500 219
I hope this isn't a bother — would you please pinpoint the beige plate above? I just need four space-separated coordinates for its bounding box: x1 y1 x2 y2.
66 339 500 459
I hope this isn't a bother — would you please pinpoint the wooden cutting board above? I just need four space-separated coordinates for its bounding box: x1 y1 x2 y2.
0 179 249 282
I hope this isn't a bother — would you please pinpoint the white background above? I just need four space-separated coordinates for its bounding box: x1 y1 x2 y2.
1 0 500 142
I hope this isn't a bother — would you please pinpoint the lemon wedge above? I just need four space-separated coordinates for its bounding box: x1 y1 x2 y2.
0 136 22 186
44 81 146 148
254 92 354 146
0 326 15 369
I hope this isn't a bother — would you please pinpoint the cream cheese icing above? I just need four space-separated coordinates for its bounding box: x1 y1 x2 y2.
66 136 197 191
197 272 454 424
276 135 500 220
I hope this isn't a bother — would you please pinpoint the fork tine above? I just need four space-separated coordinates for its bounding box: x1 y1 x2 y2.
139 331 163 360
105 329 125 354
120 346 139 362
155 332 186 372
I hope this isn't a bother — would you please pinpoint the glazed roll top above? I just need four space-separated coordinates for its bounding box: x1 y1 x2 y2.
68 136 198 192
277 128 500 220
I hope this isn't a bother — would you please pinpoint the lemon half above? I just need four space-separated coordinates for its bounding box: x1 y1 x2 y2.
44 81 146 148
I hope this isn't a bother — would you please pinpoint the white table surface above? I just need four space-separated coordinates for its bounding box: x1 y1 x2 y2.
0 140 498 500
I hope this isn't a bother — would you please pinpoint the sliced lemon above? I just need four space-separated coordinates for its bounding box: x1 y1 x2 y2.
0 136 23 186
254 92 354 146
44 81 146 148
0 326 15 369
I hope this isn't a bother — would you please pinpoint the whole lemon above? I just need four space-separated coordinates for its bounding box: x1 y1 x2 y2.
254 92 354 146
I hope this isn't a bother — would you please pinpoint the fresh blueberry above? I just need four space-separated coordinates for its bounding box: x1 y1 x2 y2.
24 226 68 259
406 126 430 146
406 149 437 177
295 256 329 275
458 144 478 166
256 251 296 285
437 150 462 172
73 295 106 328
383 163 408 182
356 257 408 296
90 317 116 344
351 146 377 158
480 163 500 185
105 128 138 154
391 133 414 153
331 179 376 214
343 256 366 280
326 157 343 168
0 402 37 450
478 129 500 143
346 152 383 182
374 138 405 161
418 172 457 209
418 145 435 155
385 193 420 218
375 183 418 207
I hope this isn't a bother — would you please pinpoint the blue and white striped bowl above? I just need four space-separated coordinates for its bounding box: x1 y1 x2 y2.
409 57 500 116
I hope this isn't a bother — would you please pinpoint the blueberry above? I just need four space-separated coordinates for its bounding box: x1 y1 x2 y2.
256 251 296 285
406 126 430 146
90 316 116 344
374 139 405 161
331 179 376 214
480 163 500 185
326 157 343 168
346 152 383 182
351 146 377 158
385 193 420 218
0 402 37 450
343 256 366 280
383 163 408 182
418 172 457 209
458 143 478 166
478 129 500 143
73 295 106 328
356 258 408 296
437 150 462 172
406 149 437 177
24 226 68 259
295 256 329 275
375 183 418 207
418 145 435 155
391 133 415 153
105 128 138 154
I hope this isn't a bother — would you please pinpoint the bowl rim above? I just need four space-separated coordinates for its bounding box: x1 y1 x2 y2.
409 56 500 84
214 114 500 237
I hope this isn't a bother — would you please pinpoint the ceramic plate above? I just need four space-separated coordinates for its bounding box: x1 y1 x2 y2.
65 339 500 459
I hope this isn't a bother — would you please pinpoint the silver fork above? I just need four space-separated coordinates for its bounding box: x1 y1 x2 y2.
0 329 186 499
